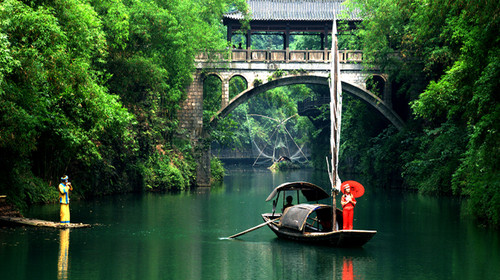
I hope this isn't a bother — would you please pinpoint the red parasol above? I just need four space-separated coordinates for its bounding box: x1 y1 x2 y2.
340 181 365 198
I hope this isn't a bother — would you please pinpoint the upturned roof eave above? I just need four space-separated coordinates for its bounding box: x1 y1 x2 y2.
223 16 362 22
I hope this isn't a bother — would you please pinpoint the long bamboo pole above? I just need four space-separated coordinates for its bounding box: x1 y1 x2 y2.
330 14 343 231
227 217 280 239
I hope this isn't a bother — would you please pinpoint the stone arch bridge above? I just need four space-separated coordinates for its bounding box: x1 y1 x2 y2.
178 49 404 186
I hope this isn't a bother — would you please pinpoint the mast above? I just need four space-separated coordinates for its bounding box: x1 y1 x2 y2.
330 15 343 231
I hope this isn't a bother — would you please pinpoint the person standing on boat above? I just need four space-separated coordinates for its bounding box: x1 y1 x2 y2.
58 175 73 224
341 184 356 230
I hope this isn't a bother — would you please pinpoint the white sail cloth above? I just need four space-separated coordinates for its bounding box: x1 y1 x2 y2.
330 16 343 193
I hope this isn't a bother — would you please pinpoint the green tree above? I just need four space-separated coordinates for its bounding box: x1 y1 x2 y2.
0 0 135 207
409 0 500 226
91 0 248 190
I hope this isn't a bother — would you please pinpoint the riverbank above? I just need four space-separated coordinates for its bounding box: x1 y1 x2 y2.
0 196 21 218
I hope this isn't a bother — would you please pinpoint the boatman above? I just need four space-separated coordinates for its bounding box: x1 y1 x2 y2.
283 195 294 211
58 175 73 224
341 184 356 230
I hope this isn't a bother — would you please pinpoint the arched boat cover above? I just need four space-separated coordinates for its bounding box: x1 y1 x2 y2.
265 181 330 202
280 204 331 231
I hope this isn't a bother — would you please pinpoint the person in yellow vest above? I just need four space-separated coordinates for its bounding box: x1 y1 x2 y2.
59 175 73 224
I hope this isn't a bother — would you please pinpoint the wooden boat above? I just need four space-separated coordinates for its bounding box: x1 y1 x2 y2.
261 182 376 247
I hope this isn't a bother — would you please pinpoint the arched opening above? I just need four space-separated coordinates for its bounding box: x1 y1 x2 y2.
212 82 315 165
229 75 248 100
366 75 386 98
203 74 222 123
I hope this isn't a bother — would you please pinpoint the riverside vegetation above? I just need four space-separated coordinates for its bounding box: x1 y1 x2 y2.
0 0 248 208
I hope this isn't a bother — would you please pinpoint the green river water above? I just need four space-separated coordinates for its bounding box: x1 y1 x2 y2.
1 166 498 279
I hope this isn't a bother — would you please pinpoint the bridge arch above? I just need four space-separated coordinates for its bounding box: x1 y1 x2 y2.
202 73 223 112
228 74 248 84
366 74 386 96
209 75 404 130
228 74 248 99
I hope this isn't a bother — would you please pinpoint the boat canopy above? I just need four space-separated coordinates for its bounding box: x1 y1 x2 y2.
280 204 332 231
265 181 330 202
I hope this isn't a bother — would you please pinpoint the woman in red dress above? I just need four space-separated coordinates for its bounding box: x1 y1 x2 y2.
341 184 356 230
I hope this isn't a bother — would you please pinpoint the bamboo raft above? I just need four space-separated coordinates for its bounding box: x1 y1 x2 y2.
0 195 90 229
0 216 91 229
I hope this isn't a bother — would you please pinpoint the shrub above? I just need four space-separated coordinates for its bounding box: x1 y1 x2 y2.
210 157 225 182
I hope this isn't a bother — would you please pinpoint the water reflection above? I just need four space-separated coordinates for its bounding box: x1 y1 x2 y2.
268 239 373 279
58 229 70 280
342 257 353 280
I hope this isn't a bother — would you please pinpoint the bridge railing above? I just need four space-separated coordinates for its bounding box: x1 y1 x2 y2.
196 49 363 63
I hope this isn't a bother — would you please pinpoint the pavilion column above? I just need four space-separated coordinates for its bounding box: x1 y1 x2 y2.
246 29 252 49
323 24 329 61
323 24 329 49
246 29 252 61
284 25 290 49
227 24 232 43
285 24 290 61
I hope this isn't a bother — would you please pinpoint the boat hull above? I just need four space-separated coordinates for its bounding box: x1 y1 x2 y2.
262 214 376 247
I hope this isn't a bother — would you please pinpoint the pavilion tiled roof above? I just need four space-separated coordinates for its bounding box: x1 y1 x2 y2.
224 0 361 21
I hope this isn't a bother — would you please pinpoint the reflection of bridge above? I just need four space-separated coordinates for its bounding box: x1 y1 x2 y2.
177 0 405 186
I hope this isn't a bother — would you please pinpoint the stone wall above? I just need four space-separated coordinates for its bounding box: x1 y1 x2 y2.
179 71 204 140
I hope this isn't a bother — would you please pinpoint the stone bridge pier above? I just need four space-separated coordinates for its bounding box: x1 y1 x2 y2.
178 50 404 187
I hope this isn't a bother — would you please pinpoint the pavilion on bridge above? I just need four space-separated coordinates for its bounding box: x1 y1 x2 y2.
223 0 361 53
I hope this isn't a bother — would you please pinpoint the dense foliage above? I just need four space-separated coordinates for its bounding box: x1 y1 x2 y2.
345 0 499 226
0 0 247 209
